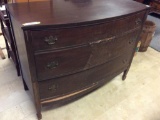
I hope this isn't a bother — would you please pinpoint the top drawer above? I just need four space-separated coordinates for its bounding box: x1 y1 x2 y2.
31 11 145 51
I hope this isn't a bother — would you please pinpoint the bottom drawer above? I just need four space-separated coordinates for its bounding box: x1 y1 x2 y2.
39 53 132 100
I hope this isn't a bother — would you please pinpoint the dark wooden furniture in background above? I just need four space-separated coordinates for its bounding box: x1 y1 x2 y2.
150 0 160 14
13 0 50 2
0 0 6 59
0 47 5 59
0 32 5 59
134 0 152 4
134 0 144 3
0 39 6 59
134 0 160 14
7 0 150 119
0 0 20 75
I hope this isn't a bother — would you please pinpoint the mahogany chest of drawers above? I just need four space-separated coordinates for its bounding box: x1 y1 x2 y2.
7 0 150 119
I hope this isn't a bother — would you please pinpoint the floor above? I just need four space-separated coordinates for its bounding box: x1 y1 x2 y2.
0 28 160 120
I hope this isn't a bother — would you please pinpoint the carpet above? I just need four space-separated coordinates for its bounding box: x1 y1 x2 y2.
147 14 160 52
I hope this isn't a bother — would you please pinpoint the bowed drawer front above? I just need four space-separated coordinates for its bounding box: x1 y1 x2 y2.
34 29 140 81
31 11 145 52
39 53 132 100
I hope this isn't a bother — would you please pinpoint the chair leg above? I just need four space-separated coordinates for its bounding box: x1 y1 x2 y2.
0 46 5 59
3 37 10 59
5 42 10 59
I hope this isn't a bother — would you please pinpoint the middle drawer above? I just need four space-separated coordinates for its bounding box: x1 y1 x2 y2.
35 46 91 81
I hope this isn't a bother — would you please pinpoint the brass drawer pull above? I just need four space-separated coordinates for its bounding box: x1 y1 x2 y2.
44 36 57 45
122 59 128 64
129 39 134 44
135 18 142 25
89 36 116 45
48 84 58 92
46 61 59 69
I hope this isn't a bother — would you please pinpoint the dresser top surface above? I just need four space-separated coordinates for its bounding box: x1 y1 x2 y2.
7 0 148 29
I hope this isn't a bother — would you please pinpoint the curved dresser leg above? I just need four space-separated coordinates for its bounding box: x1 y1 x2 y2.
23 79 29 90
22 77 29 90
33 82 42 120
37 112 42 120
122 69 129 81
16 65 21 76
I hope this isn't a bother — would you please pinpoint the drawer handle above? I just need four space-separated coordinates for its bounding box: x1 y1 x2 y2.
135 18 142 25
46 61 59 69
123 59 128 64
89 36 116 45
44 36 57 45
48 84 58 92
129 39 134 44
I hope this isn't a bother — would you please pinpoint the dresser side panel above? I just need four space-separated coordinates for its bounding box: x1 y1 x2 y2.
10 15 34 96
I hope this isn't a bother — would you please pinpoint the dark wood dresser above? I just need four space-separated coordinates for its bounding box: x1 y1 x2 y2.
0 1 20 76
6 0 150 119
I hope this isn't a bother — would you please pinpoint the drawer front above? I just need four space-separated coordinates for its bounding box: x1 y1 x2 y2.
31 11 145 51
39 53 131 100
35 46 91 81
86 30 140 68
35 29 140 81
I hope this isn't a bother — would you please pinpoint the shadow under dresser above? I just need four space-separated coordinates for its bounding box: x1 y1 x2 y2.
6 0 150 119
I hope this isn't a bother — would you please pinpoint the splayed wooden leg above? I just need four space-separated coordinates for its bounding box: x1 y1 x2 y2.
37 112 42 120
22 78 29 91
122 69 129 80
